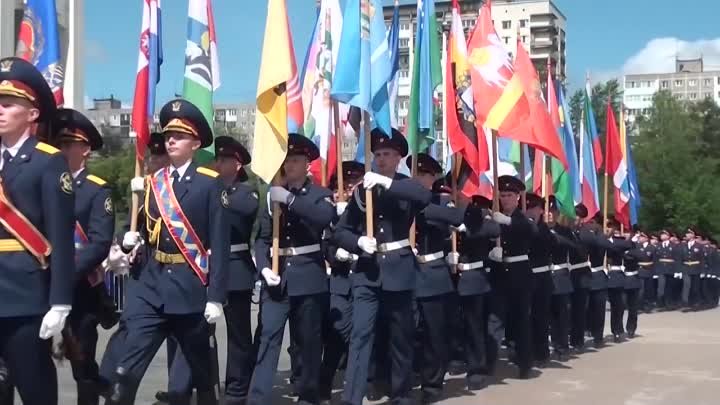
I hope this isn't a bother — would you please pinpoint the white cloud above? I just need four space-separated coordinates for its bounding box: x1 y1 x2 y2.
590 37 720 84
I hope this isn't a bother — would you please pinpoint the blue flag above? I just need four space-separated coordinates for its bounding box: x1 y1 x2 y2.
331 0 392 136
387 2 400 128
627 135 641 225
558 86 582 204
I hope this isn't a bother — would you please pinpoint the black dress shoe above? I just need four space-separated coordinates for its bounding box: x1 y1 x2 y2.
466 375 488 391
593 339 604 349
613 334 623 343
518 368 531 379
421 390 443 404
155 390 170 402
627 331 636 339
447 360 467 376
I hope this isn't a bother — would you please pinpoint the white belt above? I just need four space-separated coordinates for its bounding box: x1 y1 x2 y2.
275 244 321 257
568 262 590 271
625 271 638 276
700 274 706 278
75 243 83 250
551 263 569 271
230 243 249 253
417 251 444 264
378 239 410 253
590 266 605 273
532 265 551 273
652 275 659 279
458 261 484 271
608 265 625 271
503 254 529 263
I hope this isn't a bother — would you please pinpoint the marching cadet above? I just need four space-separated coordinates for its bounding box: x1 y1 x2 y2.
708 238 720 309
213 136 257 405
682 228 704 311
624 235 651 338
655 230 679 310
54 108 116 405
568 204 591 351
249 133 335 405
407 154 464 403
604 218 634 343
546 197 577 361
697 233 713 310
636 232 657 312
0 57 76 405
319 160 365 404
97 132 167 403
577 212 612 348
525 193 553 367
109 99 229 405
492 175 538 379
334 129 431 405
454 195 500 389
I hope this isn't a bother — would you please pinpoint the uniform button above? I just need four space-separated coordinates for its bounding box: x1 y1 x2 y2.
287 223 291 226
167 269 172 274
165 238 170 242
379 215 384 219
381 255 386 259
379 228 384 233
286 236 290 240
287 262 292 267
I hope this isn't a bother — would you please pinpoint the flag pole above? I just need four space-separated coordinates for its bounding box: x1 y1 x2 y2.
491 129 500 212
519 143 527 210
129 158 143 232
271 173 281 275
363 112 374 238
542 154 549 221
321 159 327 187
334 101 345 202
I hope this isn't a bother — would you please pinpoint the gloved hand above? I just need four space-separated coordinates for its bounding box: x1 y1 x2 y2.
130 176 145 193
363 172 393 190
261 268 281 286
122 231 142 250
335 247 353 262
107 245 130 275
204 302 224 324
451 223 467 233
446 252 459 266
492 212 512 225
357 236 377 255
489 246 503 262
39 305 71 340
269 186 293 205
336 201 348 216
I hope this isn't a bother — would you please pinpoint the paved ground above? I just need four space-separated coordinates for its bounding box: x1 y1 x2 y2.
50 306 720 405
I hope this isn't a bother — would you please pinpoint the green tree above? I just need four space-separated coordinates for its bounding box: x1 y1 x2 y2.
89 147 135 227
569 79 622 145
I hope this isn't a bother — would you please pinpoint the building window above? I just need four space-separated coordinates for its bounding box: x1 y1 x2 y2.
519 19 528 28
660 80 669 89
521 35 527 43
643 81 652 87
502 20 511 29
399 38 409 48
503 36 509 44
688 79 697 86
704 79 712 86
675 94 684 100
462 19 474 29
400 23 409 31
399 69 409 79
674 79 683 87
689 93 698 100
704 92 712 99
626 81 635 89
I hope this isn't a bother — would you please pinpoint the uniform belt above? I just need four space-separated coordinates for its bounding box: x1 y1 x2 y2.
378 239 410 252
0 238 25 252
700 274 706 278
590 266 605 273
276 244 322 257
230 243 249 253
568 262 590 271
684 261 700 266
551 263 569 271
639 262 653 266
659 259 675 263
74 243 83 249
608 265 625 271
503 254 529 263
625 271 638 276
458 261 484 271
416 251 444 264
154 250 186 264
532 265 551 273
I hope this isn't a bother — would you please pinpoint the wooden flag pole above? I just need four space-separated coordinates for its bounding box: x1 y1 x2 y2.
519 143 527 211
129 158 143 232
333 101 345 202
409 150 418 248
602 173 609 235
543 154 550 221
321 159 327 187
450 154 459 271
491 130 500 212
363 112 374 238
271 172 282 275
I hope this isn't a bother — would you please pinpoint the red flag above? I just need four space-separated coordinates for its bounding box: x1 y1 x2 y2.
467 0 529 138
513 40 568 169
605 101 630 227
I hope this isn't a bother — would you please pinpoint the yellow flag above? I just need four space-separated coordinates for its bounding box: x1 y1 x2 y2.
251 0 293 184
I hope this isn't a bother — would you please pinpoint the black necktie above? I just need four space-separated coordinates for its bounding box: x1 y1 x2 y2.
2 150 12 171
172 170 180 193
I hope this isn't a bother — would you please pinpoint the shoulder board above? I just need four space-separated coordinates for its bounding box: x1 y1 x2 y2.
86 174 107 186
196 167 219 178
35 142 59 155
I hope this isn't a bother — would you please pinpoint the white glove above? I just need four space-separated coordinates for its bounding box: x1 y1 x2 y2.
452 224 467 233
130 176 145 192
269 186 292 204
492 212 512 225
335 247 353 262
446 252 459 266
363 172 393 190
122 231 142 250
357 236 377 255
39 305 71 340
261 267 281 286
204 302 224 324
489 247 503 262
107 245 130 275
336 201 348 216
631 235 639 243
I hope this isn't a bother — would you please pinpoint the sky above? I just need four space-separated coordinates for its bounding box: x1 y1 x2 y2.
82 0 720 107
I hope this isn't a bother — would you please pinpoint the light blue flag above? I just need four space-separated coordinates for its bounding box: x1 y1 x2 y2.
627 134 641 225
331 0 392 135
558 86 582 204
387 2 400 128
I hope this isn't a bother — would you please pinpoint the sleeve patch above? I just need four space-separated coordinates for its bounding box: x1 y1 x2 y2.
60 172 73 194
104 197 114 214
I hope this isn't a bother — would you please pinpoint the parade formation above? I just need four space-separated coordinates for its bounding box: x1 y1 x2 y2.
0 0 719 405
